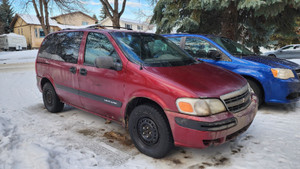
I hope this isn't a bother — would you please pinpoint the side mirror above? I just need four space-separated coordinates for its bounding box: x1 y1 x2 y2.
95 56 122 71
207 50 221 60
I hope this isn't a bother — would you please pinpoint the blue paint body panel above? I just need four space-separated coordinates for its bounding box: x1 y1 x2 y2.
164 34 300 104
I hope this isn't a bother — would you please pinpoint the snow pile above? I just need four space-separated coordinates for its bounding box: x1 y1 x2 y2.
0 50 37 64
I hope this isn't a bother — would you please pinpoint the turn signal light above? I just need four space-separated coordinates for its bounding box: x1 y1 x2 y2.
178 102 193 112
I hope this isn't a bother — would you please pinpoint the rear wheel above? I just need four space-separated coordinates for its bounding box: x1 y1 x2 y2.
128 104 173 158
268 54 276 58
42 83 64 113
247 79 263 106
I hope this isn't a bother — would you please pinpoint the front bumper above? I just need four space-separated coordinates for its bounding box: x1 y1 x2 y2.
265 78 300 104
165 94 258 148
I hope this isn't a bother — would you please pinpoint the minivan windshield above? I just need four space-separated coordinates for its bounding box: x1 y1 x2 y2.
111 32 197 67
210 37 255 56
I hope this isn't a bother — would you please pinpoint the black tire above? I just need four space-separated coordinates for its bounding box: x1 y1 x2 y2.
42 83 64 113
128 104 174 158
247 79 263 106
268 54 276 58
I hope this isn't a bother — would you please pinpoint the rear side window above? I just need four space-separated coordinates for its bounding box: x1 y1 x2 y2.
38 31 83 64
184 38 218 59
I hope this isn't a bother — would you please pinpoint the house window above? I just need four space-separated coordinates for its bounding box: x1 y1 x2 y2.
18 29 20 34
137 25 143 30
39 28 45 38
125 24 132 29
35 28 38 37
21 28 23 35
82 21 88 25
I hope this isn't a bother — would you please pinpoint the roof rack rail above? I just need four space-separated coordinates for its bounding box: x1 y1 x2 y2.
86 24 132 30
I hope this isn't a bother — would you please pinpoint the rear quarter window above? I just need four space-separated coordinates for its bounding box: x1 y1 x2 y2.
38 31 83 64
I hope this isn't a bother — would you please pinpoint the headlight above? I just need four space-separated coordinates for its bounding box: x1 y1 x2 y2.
271 68 295 79
176 98 226 116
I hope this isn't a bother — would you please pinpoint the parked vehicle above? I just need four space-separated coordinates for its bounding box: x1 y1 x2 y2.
36 29 257 158
0 33 27 51
164 34 300 105
263 44 300 59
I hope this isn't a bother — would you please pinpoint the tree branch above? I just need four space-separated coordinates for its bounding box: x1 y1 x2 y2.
119 0 127 16
100 0 114 14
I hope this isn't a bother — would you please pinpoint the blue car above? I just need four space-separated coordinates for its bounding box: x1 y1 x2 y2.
163 34 300 105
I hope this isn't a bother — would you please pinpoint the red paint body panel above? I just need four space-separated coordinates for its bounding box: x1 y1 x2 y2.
36 29 257 149
144 62 247 98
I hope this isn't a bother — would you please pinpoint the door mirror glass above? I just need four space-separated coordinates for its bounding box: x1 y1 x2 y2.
95 56 122 71
207 50 221 60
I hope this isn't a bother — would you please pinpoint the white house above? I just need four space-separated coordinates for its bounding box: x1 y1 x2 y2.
100 17 155 32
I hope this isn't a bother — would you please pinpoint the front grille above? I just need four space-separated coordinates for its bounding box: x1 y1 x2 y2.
294 69 300 79
220 85 251 113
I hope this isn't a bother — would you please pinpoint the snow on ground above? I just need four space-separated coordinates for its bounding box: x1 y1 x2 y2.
0 50 38 64
0 50 300 169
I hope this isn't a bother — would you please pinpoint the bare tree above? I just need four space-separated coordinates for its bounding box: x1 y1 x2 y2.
99 0 127 28
30 0 84 36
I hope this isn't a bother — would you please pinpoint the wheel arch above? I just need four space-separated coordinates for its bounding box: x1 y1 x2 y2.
124 97 170 129
242 75 265 101
40 77 52 89
268 54 277 57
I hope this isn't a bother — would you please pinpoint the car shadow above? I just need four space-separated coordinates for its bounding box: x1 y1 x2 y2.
259 102 299 114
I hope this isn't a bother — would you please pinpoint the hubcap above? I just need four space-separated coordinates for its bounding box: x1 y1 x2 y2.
137 117 159 145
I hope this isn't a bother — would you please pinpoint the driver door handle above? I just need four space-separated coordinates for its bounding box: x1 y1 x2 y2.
80 68 87 76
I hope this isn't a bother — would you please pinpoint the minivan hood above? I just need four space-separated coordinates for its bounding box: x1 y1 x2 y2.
240 55 300 70
144 62 247 98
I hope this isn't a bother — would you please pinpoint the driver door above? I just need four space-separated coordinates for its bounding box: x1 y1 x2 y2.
78 32 126 120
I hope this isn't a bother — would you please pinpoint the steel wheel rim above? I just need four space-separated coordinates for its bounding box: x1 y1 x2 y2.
137 117 159 145
45 89 53 106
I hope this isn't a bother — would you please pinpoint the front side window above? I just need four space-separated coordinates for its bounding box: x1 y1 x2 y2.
210 37 254 56
281 46 294 51
38 31 83 63
84 32 119 68
112 32 197 67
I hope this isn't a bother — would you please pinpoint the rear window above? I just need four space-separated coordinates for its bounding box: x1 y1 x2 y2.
38 31 83 64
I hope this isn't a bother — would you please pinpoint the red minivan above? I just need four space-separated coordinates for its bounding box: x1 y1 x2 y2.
36 29 258 158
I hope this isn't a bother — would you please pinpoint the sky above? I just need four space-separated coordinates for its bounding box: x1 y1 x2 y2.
9 0 154 22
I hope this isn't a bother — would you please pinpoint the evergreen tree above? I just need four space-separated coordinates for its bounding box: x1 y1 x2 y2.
152 0 300 52
92 14 98 24
99 6 107 21
0 0 14 34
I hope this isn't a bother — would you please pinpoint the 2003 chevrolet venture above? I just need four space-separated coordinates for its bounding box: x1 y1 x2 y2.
36 28 258 158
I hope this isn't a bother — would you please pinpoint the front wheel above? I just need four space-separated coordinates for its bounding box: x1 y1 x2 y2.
247 79 263 106
128 104 173 158
42 83 64 113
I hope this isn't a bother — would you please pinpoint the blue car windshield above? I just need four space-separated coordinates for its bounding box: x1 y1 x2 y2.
210 37 255 56
111 32 197 67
